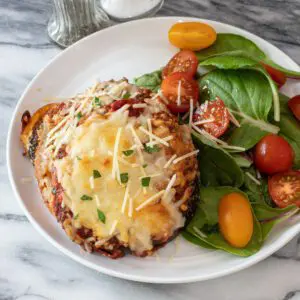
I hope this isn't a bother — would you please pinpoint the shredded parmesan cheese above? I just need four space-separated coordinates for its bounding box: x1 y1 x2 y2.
121 181 131 214
135 190 165 211
177 80 182 106
95 195 101 207
246 172 261 185
147 119 153 146
89 176 95 190
139 126 170 146
173 150 199 165
193 118 215 126
163 154 177 169
162 174 177 201
109 220 119 235
189 98 193 128
112 127 122 180
21 177 33 184
132 103 147 108
128 197 133 218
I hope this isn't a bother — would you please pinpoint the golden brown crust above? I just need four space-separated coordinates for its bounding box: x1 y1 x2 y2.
21 86 199 259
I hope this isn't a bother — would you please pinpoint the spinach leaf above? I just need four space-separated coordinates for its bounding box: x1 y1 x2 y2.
181 231 216 249
273 94 300 168
199 56 280 121
192 130 244 187
185 186 263 257
199 69 279 149
196 33 300 78
133 70 162 92
196 34 266 62
231 154 252 168
252 203 299 240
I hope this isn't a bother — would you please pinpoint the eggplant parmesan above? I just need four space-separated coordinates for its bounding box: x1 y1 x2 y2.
21 79 199 258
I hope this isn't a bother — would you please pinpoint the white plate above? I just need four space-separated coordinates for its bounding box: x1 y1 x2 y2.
7 17 300 284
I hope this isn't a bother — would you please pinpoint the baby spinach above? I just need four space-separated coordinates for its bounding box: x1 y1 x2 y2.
200 69 279 149
272 94 300 168
199 55 280 121
185 186 263 257
196 33 266 62
133 70 162 92
196 33 300 78
231 154 252 168
252 203 299 240
192 130 244 187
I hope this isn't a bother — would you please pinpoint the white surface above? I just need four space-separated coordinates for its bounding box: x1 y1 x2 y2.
6 17 300 284
101 0 162 19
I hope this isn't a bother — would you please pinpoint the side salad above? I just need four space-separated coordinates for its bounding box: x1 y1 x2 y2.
134 22 300 256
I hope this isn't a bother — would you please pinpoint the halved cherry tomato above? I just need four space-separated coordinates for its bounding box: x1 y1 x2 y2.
261 63 287 88
168 22 217 51
161 72 199 113
162 50 198 79
254 134 294 175
288 95 300 121
218 192 253 248
192 98 230 138
268 171 300 208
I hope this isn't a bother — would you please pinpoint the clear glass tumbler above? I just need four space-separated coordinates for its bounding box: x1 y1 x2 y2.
100 0 164 22
48 0 110 48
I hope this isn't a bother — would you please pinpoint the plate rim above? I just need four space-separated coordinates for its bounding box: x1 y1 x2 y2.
6 16 300 284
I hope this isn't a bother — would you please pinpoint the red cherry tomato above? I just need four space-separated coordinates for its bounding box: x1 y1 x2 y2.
162 50 198 79
268 171 300 208
288 95 300 121
254 134 294 175
192 98 230 138
261 63 287 88
161 72 199 114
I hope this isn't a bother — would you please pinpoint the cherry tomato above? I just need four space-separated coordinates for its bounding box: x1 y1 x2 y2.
161 72 199 114
218 192 254 248
168 22 217 51
288 95 300 121
254 134 294 175
268 171 300 208
192 98 230 138
262 63 287 88
162 50 198 79
109 99 144 117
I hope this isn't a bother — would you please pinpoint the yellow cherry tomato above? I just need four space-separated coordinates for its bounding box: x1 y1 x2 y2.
218 192 254 248
168 22 217 51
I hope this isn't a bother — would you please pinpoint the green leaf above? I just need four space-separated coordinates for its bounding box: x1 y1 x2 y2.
120 173 129 184
144 144 161 153
81 194 93 201
122 92 131 99
196 34 266 62
199 69 276 149
141 177 151 187
193 131 244 187
122 149 134 156
252 203 298 239
185 186 263 257
76 156 82 161
93 169 101 179
93 97 103 107
74 213 79 220
272 94 300 168
133 70 162 92
77 112 83 120
142 164 148 168
196 33 300 78
97 209 106 224
182 231 216 249
231 154 252 168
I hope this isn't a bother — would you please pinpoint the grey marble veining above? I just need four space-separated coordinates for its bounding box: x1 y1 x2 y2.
1 0 300 299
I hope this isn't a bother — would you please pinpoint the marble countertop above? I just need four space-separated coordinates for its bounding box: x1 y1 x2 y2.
1 0 300 299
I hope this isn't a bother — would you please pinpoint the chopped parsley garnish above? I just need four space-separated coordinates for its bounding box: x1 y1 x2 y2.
80 194 93 201
144 144 161 153
120 173 129 184
93 169 101 179
51 188 57 195
93 97 103 107
122 149 134 156
74 213 79 220
142 164 148 168
97 209 106 224
122 92 131 99
77 112 83 120
76 156 82 161
141 177 151 187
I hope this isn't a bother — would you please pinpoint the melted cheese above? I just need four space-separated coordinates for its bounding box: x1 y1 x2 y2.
53 110 185 253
